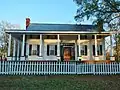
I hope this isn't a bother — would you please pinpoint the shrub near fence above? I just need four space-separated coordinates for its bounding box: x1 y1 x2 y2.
0 61 120 75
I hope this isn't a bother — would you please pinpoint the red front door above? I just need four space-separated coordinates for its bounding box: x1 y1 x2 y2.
63 47 71 61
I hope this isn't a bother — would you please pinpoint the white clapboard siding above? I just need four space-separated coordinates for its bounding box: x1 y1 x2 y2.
0 61 120 75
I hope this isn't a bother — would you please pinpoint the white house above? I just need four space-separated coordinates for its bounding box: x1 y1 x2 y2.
5 18 114 62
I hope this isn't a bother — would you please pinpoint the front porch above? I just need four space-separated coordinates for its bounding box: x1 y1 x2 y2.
6 31 114 62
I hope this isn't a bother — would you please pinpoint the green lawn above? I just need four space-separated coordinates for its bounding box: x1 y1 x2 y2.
0 75 120 90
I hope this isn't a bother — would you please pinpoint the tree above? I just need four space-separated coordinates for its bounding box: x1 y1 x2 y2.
74 0 120 32
74 0 120 61
0 21 20 57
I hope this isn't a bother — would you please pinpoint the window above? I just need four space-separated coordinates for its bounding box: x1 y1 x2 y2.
47 45 57 56
98 45 102 55
81 45 87 55
77 45 87 56
92 45 102 56
32 50 37 55
32 44 37 55
29 44 39 56
50 45 55 55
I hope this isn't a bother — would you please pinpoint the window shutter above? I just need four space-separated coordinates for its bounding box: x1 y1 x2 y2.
55 45 57 55
92 35 94 39
47 45 49 56
60 45 63 61
85 35 87 39
93 45 95 56
29 45 32 55
81 46 83 55
24 43 26 56
100 45 102 55
77 45 79 56
85 45 87 55
37 45 40 56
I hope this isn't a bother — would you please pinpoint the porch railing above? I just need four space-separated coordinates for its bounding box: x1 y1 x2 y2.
0 61 120 75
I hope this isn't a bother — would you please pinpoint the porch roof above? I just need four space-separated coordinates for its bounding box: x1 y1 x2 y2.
5 30 111 35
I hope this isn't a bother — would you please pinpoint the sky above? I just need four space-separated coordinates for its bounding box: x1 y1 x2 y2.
0 0 92 29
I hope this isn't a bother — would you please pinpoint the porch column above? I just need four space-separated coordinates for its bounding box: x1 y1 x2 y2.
75 41 77 60
57 34 60 60
7 34 12 60
8 34 11 56
102 37 106 60
95 35 98 60
78 34 81 61
21 34 25 60
17 40 20 60
13 39 16 60
110 35 113 56
110 35 114 60
39 34 42 56
26 43 29 56
88 40 92 60
25 35 29 58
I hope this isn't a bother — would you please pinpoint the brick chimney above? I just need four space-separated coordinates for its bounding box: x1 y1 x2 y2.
26 18 30 29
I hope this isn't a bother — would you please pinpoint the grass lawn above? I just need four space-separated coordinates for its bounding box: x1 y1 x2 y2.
0 75 120 90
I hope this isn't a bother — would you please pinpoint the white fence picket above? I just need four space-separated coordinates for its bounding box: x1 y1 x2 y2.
36 62 38 75
2 61 4 74
0 61 1 74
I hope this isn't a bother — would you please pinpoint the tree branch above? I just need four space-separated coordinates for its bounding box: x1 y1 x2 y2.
104 0 120 12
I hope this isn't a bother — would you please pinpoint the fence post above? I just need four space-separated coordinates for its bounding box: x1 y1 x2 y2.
0 61 2 74
119 63 120 74
75 61 77 74
93 64 95 75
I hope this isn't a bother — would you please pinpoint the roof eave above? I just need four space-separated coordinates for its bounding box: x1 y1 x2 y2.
5 30 111 35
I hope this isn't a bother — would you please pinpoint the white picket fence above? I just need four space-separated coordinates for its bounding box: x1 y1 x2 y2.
0 61 120 75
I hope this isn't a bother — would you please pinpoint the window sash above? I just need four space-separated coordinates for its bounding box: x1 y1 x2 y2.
47 45 57 56
49 45 55 55
81 45 87 55
29 44 39 56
